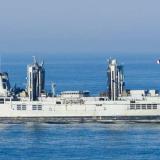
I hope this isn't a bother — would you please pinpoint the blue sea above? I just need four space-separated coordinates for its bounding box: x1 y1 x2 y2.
1 53 160 160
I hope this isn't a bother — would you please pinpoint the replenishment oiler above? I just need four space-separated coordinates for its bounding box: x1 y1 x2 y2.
0 57 160 123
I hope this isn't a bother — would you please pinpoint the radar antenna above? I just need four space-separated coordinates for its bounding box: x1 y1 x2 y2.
32 56 37 64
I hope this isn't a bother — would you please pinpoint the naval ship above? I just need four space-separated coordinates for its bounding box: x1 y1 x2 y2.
0 57 160 123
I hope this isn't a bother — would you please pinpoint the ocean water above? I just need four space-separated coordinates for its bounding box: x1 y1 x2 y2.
0 53 160 160
0 123 160 160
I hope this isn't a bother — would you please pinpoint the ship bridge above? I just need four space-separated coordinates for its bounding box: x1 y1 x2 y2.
60 91 90 99
60 91 90 105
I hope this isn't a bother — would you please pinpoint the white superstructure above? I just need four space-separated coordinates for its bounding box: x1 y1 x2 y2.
107 59 125 100
0 57 159 123
27 57 45 101
0 72 10 97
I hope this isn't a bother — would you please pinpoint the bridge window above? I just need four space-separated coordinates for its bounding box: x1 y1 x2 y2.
136 104 140 109
99 98 104 101
3 83 6 89
142 105 146 109
153 104 157 109
130 103 158 110
17 106 21 110
130 104 135 110
32 105 37 110
17 104 27 110
147 104 151 109
5 98 10 101
38 105 42 110
22 105 26 110
0 98 4 104
96 104 102 106
32 105 42 110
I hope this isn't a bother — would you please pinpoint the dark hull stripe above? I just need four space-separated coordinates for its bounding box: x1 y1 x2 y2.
1 116 160 123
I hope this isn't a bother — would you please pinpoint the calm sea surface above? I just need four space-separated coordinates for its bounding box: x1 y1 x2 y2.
1 53 160 160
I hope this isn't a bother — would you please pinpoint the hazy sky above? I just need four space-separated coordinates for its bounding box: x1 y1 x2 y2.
0 0 160 55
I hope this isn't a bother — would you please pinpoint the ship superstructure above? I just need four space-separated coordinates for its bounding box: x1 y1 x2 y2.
107 59 125 100
0 57 159 123
0 72 11 97
27 57 45 101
